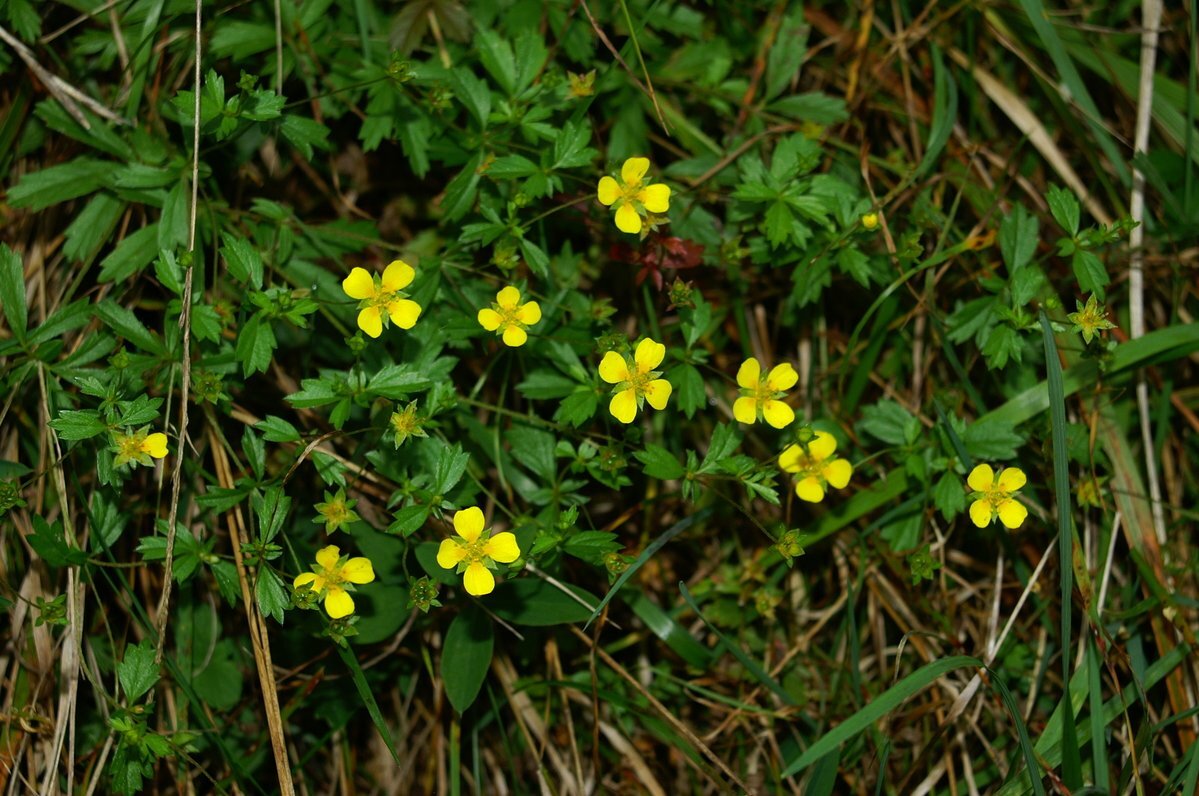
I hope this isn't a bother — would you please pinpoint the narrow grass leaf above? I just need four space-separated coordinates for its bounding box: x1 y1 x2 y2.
781 656 981 778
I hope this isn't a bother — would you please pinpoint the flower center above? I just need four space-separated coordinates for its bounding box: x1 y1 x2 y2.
788 452 825 482
117 435 143 458
495 305 521 329
982 486 1011 508
461 535 491 565
752 381 777 403
319 565 347 588
626 363 654 394
618 181 644 205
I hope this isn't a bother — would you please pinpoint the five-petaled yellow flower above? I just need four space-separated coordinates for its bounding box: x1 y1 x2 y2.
477 286 542 347
112 428 169 468
597 157 671 235
294 545 376 619
966 464 1028 530
779 431 853 502
436 506 521 597
733 358 797 429
598 338 672 424
342 260 422 338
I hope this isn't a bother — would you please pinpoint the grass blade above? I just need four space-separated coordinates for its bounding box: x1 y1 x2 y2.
780 656 981 779
1039 310 1083 789
584 507 713 628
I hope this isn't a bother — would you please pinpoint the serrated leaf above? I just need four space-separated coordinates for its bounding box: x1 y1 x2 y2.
999 203 1039 272
220 232 264 289
236 313 276 375
8 157 116 211
1072 250 1108 300
117 640 159 702
94 299 164 355
0 245 27 341
255 569 288 624
1046 185 1080 235
634 444 685 480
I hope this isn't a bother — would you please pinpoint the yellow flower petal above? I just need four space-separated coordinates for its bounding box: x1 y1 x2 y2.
342 267 376 300
795 476 825 503
434 537 465 568
614 203 642 234
967 464 995 493
597 175 620 206
765 363 798 392
341 557 375 585
609 388 638 424
736 357 761 390
762 400 795 430
997 498 1028 530
324 585 354 618
634 338 665 372
640 182 670 213
496 286 521 309
478 307 503 331
808 431 837 461
357 306 383 338
483 531 520 563
823 458 853 489
516 301 541 326
598 351 631 384
968 499 993 528
381 259 415 292
463 561 496 596
621 157 650 186
293 571 319 590
437 538 468 569
141 432 169 459
387 298 422 329
733 396 758 424
778 444 803 473
453 506 486 543
501 324 528 347
643 378 671 410
316 545 341 571
997 467 1026 493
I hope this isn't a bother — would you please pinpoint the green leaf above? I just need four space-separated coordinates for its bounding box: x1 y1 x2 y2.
487 155 539 178
431 441 470 495
1046 185 1080 235
780 656 982 777
28 516 88 567
367 363 432 397
451 69 491 128
255 415 301 443
982 324 1022 370
915 45 957 178
769 92 848 124
1071 250 1108 300
255 568 289 624
49 409 108 440
963 417 1023 460
387 504 430 536
932 471 966 521
441 606 494 713
280 115 330 159
669 363 705 418
99 224 161 283
477 29 516 95
94 299 164 355
488 579 600 626
221 232 264 289
634 444 685 480
158 181 189 251
63 193 124 263
858 400 916 446
117 640 160 702
236 313 276 375
507 426 557 481
764 11 808 101
999 203 1039 272
0 244 27 342
8 157 115 211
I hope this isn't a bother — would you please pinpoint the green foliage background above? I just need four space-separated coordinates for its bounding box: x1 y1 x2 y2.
1 0 1197 793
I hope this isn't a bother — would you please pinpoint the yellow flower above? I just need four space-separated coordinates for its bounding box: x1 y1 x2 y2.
293 545 376 619
861 212 880 230
966 464 1028 530
341 260 422 338
477 286 542 347
112 428 169 467
436 506 520 597
598 338 672 424
597 157 671 235
779 431 853 502
733 358 797 429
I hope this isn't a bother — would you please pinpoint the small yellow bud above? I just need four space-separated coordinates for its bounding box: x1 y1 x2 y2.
861 212 880 231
